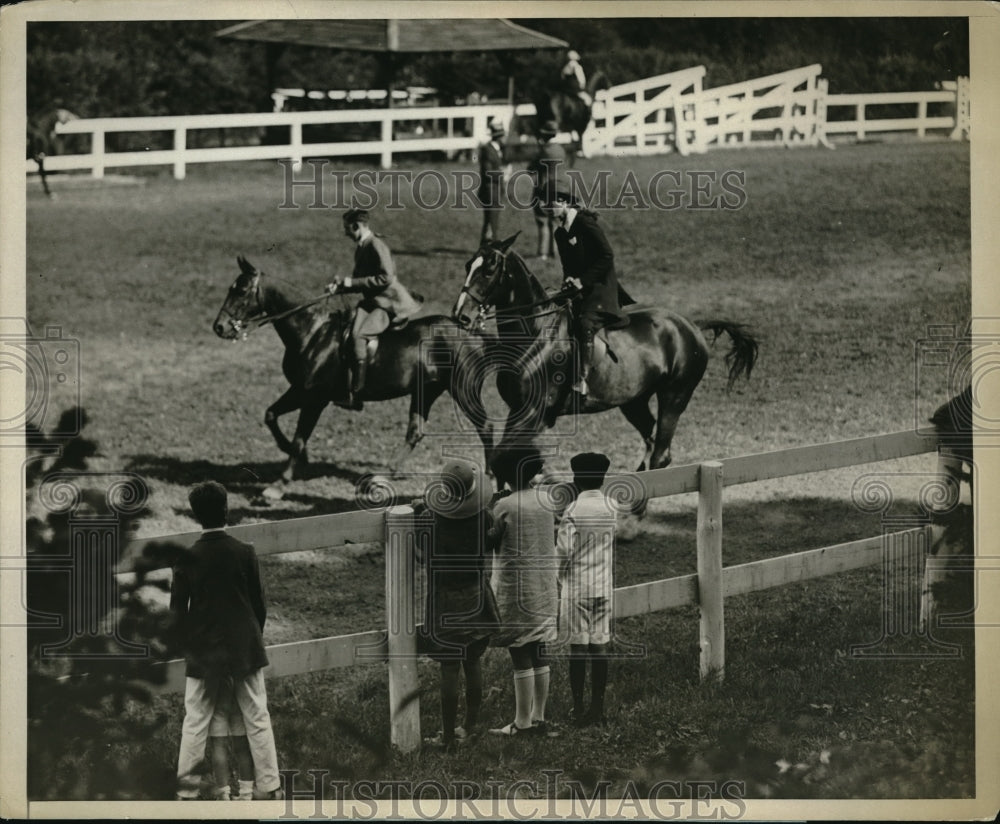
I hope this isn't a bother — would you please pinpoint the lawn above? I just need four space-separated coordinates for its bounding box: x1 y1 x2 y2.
25 139 974 801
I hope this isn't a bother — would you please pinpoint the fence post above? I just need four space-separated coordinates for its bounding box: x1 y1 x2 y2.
917 100 927 139
950 76 970 141
857 103 866 141
697 461 725 681
385 504 420 752
290 121 303 172
92 129 105 179
380 116 393 169
173 127 186 181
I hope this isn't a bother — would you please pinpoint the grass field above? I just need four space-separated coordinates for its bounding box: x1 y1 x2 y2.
25 140 973 800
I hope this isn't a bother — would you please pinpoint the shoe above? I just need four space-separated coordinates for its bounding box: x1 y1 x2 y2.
423 731 457 752
253 787 285 800
571 378 589 396
488 721 531 736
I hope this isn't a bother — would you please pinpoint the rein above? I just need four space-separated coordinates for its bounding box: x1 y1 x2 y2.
461 249 574 324
236 274 337 333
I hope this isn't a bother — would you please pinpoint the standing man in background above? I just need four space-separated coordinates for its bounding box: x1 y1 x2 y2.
528 120 567 261
477 119 508 246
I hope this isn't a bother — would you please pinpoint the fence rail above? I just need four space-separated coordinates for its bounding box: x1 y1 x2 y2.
132 429 944 751
28 73 968 182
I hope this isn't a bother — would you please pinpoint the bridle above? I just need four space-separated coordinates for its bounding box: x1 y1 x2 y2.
219 271 336 340
458 247 572 331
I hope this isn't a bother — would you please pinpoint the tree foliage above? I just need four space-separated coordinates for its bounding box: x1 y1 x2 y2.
26 17 969 117
25 409 188 800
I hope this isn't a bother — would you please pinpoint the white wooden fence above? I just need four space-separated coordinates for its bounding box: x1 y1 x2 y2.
123 429 944 752
28 70 969 182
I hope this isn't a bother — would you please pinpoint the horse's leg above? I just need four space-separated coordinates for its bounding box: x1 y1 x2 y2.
386 382 447 478
264 386 303 457
36 155 52 198
649 380 699 471
619 395 656 472
451 362 496 473
282 396 328 482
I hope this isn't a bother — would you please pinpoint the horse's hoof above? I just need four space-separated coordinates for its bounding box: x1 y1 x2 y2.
262 484 285 501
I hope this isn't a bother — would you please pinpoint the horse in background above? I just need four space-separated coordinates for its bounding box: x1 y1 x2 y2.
27 107 79 198
533 70 610 154
213 256 496 494
452 235 758 490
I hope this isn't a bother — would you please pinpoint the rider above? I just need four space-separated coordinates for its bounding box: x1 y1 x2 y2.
542 183 630 398
561 49 591 106
327 209 422 409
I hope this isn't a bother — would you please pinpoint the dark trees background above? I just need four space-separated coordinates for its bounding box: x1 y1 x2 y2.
26 17 968 118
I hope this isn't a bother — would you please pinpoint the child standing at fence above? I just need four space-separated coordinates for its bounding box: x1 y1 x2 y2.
556 452 617 727
415 459 500 751
488 448 559 736
171 481 283 800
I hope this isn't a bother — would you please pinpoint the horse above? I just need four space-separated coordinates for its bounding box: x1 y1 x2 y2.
451 235 759 489
533 71 610 152
27 108 78 198
213 256 496 491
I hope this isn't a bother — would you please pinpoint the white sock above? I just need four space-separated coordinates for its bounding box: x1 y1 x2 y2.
237 779 254 801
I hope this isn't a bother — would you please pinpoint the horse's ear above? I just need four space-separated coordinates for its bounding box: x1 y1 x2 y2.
499 231 521 252
237 255 255 275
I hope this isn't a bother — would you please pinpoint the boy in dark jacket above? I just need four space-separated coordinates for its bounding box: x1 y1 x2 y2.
171 481 282 800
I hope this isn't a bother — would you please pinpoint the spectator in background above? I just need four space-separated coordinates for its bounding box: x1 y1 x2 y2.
477 119 508 245
556 452 617 727
171 482 282 800
415 459 500 751
528 120 566 261
488 449 559 736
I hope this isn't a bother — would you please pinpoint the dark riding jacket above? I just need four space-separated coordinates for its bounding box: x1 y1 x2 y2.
554 210 629 331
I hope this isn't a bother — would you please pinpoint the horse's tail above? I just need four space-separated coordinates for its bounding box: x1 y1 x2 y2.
698 320 759 391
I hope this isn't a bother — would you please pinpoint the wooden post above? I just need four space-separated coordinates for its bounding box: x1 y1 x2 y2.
290 121 303 172
385 505 420 752
697 461 724 681
380 116 393 170
173 127 186 181
92 128 105 179
917 100 927 138
857 103 866 141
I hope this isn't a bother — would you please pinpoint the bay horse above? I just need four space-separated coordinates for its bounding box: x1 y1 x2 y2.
213 256 495 489
451 235 758 489
27 108 78 198
533 71 610 151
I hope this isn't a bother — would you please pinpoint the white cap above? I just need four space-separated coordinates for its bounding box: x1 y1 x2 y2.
567 50 580 61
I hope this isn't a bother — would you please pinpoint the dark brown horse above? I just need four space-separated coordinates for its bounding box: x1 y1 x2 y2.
533 71 610 148
27 108 78 198
213 256 495 490
452 235 758 487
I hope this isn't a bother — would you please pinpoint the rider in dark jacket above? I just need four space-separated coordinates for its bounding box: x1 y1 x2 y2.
542 183 630 397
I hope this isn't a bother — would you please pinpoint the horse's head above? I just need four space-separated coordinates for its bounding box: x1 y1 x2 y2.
213 255 266 340
452 232 521 329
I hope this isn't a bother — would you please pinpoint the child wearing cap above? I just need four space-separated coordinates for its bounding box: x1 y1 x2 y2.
556 452 617 727
414 459 500 751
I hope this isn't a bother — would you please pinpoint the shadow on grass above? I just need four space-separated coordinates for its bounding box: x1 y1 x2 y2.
125 454 367 488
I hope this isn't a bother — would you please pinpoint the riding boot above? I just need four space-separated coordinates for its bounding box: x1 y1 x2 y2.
573 332 595 396
348 357 367 411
